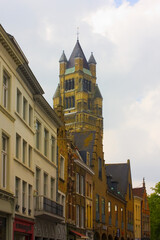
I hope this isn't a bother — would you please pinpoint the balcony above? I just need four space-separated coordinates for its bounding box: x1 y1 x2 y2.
34 195 64 222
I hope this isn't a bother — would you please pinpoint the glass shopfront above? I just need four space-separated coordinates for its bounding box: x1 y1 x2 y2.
0 217 6 240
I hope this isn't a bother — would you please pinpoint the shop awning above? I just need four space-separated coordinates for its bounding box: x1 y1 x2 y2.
70 230 88 239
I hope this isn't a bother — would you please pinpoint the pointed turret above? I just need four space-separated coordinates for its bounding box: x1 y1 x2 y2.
88 52 97 65
88 52 96 77
59 50 67 63
59 51 67 75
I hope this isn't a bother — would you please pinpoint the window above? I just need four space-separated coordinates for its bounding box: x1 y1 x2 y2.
44 173 48 196
80 176 84 195
102 198 105 215
28 145 32 168
2 135 8 188
15 177 20 210
81 207 84 228
29 105 33 127
121 208 123 222
44 128 49 157
16 89 22 114
51 136 55 163
3 71 9 109
96 194 99 213
16 134 21 159
36 168 40 195
98 158 102 179
23 97 27 121
96 194 99 221
76 205 79 227
60 155 64 180
65 96 75 109
28 185 32 214
76 173 79 193
115 205 118 226
51 178 55 200
22 181 26 213
108 201 111 214
36 120 41 150
65 78 75 91
22 140 27 164
62 195 65 217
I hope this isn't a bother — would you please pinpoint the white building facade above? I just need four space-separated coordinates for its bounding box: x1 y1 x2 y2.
0 24 66 240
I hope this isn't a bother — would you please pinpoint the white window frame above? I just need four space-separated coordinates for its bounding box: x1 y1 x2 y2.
44 128 49 157
3 71 9 109
15 177 20 210
51 178 55 200
2 135 8 188
51 136 55 163
81 175 84 196
22 181 26 213
76 205 80 227
16 133 21 159
81 206 84 228
28 104 33 127
43 173 48 196
16 88 22 114
22 140 27 164
76 173 80 193
23 97 27 121
36 120 41 150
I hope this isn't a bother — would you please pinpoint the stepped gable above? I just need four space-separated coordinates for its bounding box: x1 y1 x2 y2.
67 40 89 70
72 131 95 164
105 163 129 197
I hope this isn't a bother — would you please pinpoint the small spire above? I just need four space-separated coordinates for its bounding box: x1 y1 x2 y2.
88 52 97 64
59 50 67 63
77 27 79 41
143 177 145 188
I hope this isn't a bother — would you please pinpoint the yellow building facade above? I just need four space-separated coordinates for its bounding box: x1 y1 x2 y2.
133 196 142 240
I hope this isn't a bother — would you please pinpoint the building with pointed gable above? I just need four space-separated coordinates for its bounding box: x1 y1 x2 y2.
133 179 150 240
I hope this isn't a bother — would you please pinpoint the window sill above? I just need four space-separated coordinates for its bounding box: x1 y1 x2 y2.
0 105 15 122
15 111 34 134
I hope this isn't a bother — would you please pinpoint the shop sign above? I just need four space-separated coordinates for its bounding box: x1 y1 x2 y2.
14 218 34 234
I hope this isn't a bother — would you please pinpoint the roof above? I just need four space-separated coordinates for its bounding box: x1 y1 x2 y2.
105 163 129 197
88 52 97 64
72 131 96 164
94 85 102 99
53 84 60 98
59 50 67 62
67 40 89 69
133 187 144 198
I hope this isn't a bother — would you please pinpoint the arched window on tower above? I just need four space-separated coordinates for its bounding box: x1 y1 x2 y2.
72 96 75 107
69 97 71 108
72 78 74 89
65 98 68 109
69 79 71 90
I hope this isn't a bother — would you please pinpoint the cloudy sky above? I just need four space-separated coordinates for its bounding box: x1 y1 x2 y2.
1 0 160 194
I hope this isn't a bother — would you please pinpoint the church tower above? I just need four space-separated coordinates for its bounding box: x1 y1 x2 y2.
53 40 103 136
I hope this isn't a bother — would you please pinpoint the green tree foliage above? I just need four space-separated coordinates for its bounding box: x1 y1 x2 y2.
148 182 160 240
